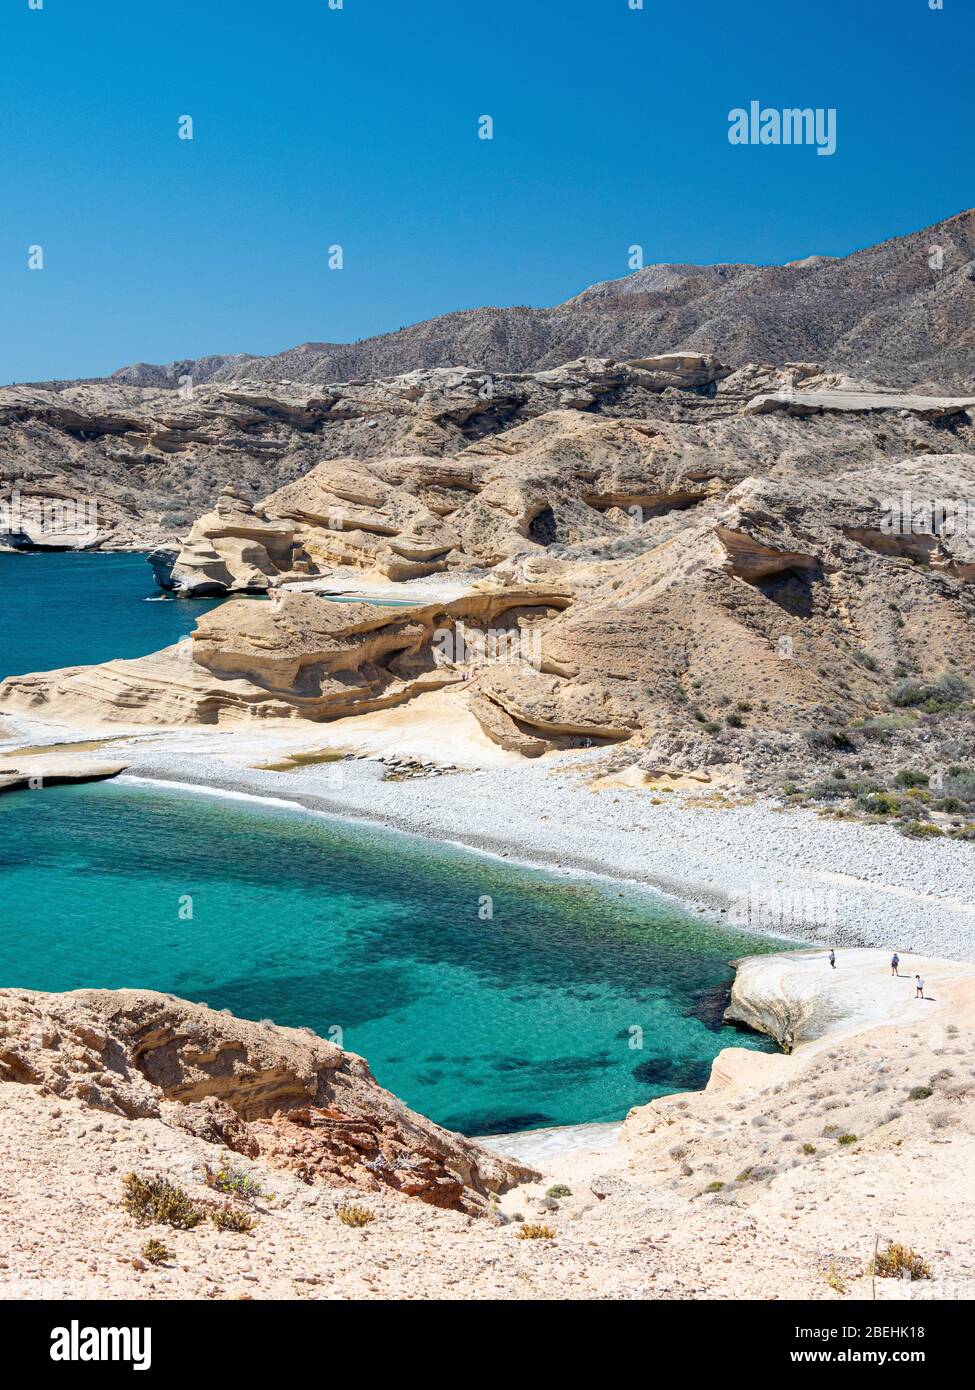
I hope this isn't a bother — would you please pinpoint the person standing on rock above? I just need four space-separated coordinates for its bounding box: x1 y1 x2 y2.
915 974 925 999
891 952 900 976
828 949 836 969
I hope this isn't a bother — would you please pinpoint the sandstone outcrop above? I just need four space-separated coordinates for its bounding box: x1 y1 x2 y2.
0 755 128 794
4 348 975 769
0 989 532 1210
724 949 975 1052
150 485 308 595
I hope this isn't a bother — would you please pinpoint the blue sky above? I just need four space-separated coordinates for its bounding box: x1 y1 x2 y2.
1 0 971 384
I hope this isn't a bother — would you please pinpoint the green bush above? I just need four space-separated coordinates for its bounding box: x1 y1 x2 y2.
903 822 943 839
142 1238 173 1266
908 1086 933 1101
890 673 971 713
894 769 930 788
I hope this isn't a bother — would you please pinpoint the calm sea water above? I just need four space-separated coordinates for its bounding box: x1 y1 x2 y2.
0 553 781 1132
0 551 222 679
0 780 779 1133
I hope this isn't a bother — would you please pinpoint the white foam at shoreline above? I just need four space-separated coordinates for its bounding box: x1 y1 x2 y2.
479 1120 623 1164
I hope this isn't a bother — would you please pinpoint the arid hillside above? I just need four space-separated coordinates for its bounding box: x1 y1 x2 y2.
100 208 975 392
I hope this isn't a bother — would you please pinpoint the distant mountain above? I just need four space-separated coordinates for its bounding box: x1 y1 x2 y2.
110 209 975 390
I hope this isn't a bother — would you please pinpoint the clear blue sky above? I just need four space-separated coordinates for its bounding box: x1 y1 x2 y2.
1 0 971 384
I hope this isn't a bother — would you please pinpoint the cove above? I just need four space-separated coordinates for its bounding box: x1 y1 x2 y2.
0 551 222 680
0 778 781 1134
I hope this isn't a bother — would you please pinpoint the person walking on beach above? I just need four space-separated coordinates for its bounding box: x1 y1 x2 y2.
828 949 836 969
915 974 925 999
891 952 900 976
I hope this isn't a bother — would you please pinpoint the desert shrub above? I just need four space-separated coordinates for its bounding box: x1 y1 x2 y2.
203 1164 268 1200
908 1086 933 1101
337 1204 375 1228
930 1109 954 1130
210 1205 256 1234
801 1143 817 1155
836 1133 858 1145
516 1224 555 1240
546 1184 571 1199
857 791 899 816
903 822 944 839
894 769 930 788
703 721 721 734
871 1242 931 1281
726 712 744 728
824 1261 848 1294
122 1173 203 1230
890 673 971 713
142 1238 173 1266
704 1181 724 1193
808 728 856 753
949 823 975 840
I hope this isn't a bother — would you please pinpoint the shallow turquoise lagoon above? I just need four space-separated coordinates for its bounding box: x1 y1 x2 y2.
0 551 221 679
0 780 781 1134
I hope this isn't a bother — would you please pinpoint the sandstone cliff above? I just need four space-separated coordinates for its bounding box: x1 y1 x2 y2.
0 989 530 1211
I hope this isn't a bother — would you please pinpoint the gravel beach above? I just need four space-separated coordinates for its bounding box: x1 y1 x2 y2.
107 739 975 963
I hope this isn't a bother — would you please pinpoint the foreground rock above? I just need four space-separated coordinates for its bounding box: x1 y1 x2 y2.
0 989 530 1211
1 956 974 1299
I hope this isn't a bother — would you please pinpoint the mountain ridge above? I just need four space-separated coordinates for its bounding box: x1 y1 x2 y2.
102 208 975 392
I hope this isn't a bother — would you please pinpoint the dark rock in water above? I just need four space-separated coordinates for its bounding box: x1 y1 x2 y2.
455 1111 554 1136
632 1057 711 1091
147 548 178 590
685 984 732 1033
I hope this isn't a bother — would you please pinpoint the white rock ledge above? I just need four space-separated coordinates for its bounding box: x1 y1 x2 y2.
725 946 975 1055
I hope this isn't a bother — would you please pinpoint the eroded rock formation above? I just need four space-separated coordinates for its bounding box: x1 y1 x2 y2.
0 989 532 1210
3 352 975 767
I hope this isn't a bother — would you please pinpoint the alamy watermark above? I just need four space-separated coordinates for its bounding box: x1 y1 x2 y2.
0 489 98 543
728 879 839 935
728 102 836 157
432 621 542 675
880 490 975 537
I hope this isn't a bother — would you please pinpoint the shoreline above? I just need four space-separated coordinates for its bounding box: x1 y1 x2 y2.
3 698 974 961
106 745 975 962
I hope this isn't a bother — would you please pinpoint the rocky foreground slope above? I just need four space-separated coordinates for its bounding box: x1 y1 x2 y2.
105 207 975 391
2 955 974 1300
0 989 528 1213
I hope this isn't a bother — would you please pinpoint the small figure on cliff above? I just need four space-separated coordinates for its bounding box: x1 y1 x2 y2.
915 975 925 999
828 949 836 969
891 952 900 976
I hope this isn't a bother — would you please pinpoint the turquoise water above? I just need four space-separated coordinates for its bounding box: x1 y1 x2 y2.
0 551 222 679
0 779 779 1133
